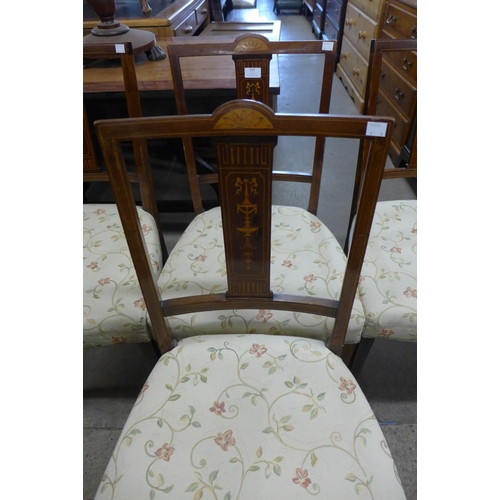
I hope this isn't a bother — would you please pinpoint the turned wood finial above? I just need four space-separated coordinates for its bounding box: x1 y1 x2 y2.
90 0 130 36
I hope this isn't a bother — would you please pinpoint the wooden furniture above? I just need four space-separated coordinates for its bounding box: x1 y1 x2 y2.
312 0 347 59
200 20 281 39
84 0 211 38
336 0 416 130
348 38 417 375
95 99 393 356
376 0 417 161
167 34 337 215
83 41 169 352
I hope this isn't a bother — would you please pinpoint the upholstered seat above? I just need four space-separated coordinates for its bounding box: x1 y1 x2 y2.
83 204 162 348
358 200 417 341
158 206 365 343
94 334 406 499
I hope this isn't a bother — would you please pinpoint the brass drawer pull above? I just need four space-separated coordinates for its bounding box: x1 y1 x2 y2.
353 68 360 76
386 14 397 24
395 88 404 100
411 26 417 38
183 26 193 34
403 57 413 71
358 31 367 39
345 18 354 26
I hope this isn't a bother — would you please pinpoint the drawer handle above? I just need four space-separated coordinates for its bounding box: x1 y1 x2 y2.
379 72 385 80
411 25 417 38
340 52 349 59
201 9 208 14
353 68 360 76
358 31 367 39
395 88 404 100
345 18 354 26
183 26 193 34
386 14 397 24
403 57 413 71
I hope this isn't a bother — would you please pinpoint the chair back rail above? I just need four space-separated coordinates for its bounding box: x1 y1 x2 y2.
167 35 337 216
95 100 393 355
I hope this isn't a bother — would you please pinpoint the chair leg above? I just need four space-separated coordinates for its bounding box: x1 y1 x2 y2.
348 338 375 377
340 344 356 366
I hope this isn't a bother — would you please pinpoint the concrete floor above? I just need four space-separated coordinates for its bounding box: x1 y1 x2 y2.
83 3 417 499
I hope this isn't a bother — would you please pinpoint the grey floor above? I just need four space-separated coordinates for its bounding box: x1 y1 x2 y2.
84 3 417 499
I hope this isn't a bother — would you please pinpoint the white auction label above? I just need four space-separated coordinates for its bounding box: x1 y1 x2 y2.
115 44 126 54
322 41 334 51
366 122 388 137
245 67 262 78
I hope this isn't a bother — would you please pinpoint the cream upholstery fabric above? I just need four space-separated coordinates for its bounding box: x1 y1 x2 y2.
83 204 162 348
358 200 417 341
157 206 365 344
94 334 406 499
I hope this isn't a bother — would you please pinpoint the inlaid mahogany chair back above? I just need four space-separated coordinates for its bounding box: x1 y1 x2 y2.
167 35 338 215
93 106 408 500
348 38 417 375
95 99 393 357
83 42 168 351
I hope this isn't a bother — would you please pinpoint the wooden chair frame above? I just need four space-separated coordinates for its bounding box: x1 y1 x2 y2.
348 38 417 374
83 41 167 261
95 99 393 356
167 35 338 216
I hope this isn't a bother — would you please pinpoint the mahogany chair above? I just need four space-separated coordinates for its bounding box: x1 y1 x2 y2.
348 38 417 374
83 41 168 352
167 34 337 215
92 99 406 499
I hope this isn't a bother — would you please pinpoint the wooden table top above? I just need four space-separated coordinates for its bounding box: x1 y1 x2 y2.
83 36 280 94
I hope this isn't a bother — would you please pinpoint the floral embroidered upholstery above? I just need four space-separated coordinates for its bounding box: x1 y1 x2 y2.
83 204 162 348
358 200 417 341
157 206 365 344
94 334 406 499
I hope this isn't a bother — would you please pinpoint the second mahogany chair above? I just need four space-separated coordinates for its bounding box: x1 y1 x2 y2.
92 99 405 499
348 38 417 374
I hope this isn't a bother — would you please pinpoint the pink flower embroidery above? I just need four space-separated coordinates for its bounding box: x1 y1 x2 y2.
339 377 356 395
411 228 417 234
98 277 110 286
214 430 236 451
310 221 322 229
195 255 207 262
209 401 226 416
292 468 312 488
111 336 127 344
304 274 317 283
377 329 395 338
134 298 146 311
155 443 175 462
390 246 402 254
282 260 293 268
142 224 153 235
256 310 273 324
87 261 98 271
404 287 417 298
358 276 365 284
138 382 149 397
249 343 268 357
93 208 105 215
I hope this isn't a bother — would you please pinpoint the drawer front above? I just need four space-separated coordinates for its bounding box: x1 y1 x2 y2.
173 10 198 36
383 49 417 86
376 91 408 147
382 2 417 39
344 3 377 61
339 36 368 98
323 14 340 41
349 0 383 21
195 0 209 26
379 59 416 119
325 0 343 25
